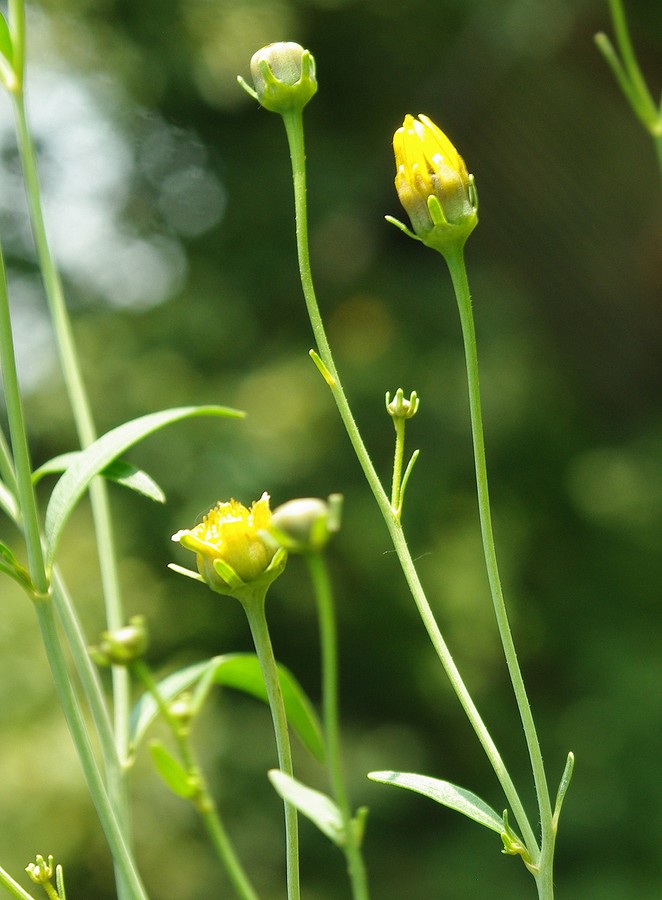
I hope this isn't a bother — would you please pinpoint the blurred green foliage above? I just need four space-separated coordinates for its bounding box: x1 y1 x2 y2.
0 0 661 897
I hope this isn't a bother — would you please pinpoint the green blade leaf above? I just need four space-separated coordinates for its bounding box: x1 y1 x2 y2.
149 741 197 798
35 452 166 503
130 653 325 763
368 771 504 833
44 405 243 564
0 13 13 65
268 769 345 847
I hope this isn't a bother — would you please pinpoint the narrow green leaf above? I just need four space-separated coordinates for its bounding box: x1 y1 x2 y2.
44 405 243 564
368 771 504 833
35 452 166 503
553 751 575 827
268 769 345 847
0 479 19 521
130 653 325 763
0 13 13 65
149 741 196 798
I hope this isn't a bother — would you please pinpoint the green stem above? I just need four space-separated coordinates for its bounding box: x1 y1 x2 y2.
241 593 300 900
0 866 37 900
33 598 149 900
390 418 406 514
607 0 658 126
130 661 259 900
280 108 539 861
0 244 48 594
444 246 554 894
306 553 370 900
9 7 133 886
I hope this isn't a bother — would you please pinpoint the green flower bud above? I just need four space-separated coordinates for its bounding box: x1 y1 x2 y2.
242 42 317 114
89 615 149 667
386 388 420 420
270 494 342 554
25 855 54 885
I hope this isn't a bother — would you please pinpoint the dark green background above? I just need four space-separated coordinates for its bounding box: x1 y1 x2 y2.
1 0 661 897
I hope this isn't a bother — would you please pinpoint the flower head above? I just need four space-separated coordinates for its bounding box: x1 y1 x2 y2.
239 42 317 115
171 493 286 601
391 114 478 254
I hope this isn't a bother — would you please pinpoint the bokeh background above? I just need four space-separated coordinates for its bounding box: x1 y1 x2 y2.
0 0 661 897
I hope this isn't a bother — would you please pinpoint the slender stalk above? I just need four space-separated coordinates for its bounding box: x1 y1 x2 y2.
306 552 369 900
444 246 554 894
390 417 406 513
0 866 37 900
8 5 133 887
34 598 149 900
0 244 47 593
280 108 539 861
241 593 300 900
130 661 259 900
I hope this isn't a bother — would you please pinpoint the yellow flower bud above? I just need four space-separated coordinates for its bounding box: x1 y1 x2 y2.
392 114 478 254
172 493 285 599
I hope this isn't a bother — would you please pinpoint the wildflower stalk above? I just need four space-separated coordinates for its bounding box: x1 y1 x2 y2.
305 551 370 900
279 106 539 862
595 0 662 177
0 864 37 900
444 246 554 897
130 660 259 900
241 591 300 900
7 3 134 890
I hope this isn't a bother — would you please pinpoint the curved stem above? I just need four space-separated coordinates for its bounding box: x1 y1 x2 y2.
306 553 370 900
241 594 300 900
280 109 539 861
0 865 37 900
131 661 259 900
444 246 554 892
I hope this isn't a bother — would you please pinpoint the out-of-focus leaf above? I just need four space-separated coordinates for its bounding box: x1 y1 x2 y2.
44 405 243 564
0 13 13 65
0 480 19 521
269 769 344 847
130 653 325 763
35 453 166 503
368 771 504 833
149 741 196 799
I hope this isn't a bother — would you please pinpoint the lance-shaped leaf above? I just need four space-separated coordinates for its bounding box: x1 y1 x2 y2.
269 770 345 847
368 771 504 833
130 653 325 763
44 405 243 564
35 453 166 503
149 741 197 799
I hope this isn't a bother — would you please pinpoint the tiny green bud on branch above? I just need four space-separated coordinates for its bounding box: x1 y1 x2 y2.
89 615 149 666
386 388 420 420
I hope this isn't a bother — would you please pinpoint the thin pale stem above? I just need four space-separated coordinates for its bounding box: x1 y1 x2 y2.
306 552 370 899
444 246 554 893
33 598 149 900
280 109 539 861
0 865 37 900
242 594 300 900
390 418 406 514
9 7 133 886
607 0 658 125
131 661 259 900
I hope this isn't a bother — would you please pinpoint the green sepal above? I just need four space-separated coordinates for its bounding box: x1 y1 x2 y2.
34 453 166 504
384 215 421 242
130 653 325 763
368 770 504 834
269 769 345 847
149 741 197 799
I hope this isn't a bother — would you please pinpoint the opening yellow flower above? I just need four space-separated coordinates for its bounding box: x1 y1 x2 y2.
392 113 477 253
172 493 285 598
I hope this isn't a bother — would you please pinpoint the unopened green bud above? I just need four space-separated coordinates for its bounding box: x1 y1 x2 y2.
271 494 342 554
239 42 317 114
25 854 54 885
386 388 420 420
90 615 149 666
